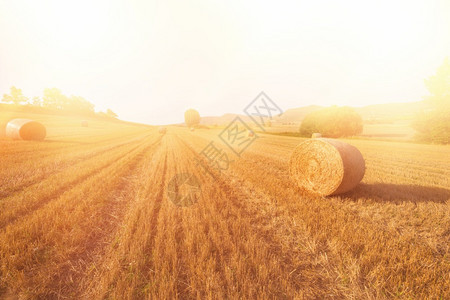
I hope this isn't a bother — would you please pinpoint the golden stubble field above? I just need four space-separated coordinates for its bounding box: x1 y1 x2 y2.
0 113 449 299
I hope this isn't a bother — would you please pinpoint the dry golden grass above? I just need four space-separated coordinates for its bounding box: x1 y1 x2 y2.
0 113 449 299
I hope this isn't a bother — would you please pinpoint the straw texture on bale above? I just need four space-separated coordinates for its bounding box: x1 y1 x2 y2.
311 133 322 138
248 130 255 137
6 119 46 141
81 120 89 127
289 138 365 195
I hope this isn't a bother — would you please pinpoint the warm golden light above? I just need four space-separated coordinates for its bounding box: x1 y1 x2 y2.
0 1 449 299
0 0 449 125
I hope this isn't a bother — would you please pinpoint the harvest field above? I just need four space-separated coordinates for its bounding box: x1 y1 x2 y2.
0 115 449 299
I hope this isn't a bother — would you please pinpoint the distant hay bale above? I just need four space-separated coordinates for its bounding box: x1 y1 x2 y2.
311 133 322 138
190 127 195 132
6 119 46 141
289 138 365 196
81 120 89 127
248 130 255 137
158 127 167 134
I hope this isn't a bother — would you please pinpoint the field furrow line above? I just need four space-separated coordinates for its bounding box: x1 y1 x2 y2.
0 135 161 230
81 136 170 299
0 135 162 298
175 134 346 298
41 136 163 298
227 152 449 298
178 130 449 299
0 133 153 198
0 127 151 156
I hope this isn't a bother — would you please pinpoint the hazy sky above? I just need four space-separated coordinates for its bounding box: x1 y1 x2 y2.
1 0 449 124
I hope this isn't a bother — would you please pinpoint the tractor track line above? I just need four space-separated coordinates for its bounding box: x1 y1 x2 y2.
0 137 163 298
176 135 345 298
0 136 162 231
41 138 163 299
0 134 154 198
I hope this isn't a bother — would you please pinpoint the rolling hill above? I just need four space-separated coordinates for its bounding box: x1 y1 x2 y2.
200 101 431 126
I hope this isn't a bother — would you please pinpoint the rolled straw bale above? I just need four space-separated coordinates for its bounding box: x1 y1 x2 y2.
248 130 255 137
6 119 46 141
311 133 322 138
289 138 365 195
81 120 89 127
190 127 195 132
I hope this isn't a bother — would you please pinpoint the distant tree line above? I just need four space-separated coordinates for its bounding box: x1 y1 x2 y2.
1 86 118 119
300 106 363 138
299 58 450 143
413 58 450 144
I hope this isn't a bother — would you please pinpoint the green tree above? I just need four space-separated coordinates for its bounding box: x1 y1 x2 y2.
413 58 450 144
2 86 28 105
424 57 450 109
42 88 67 110
300 106 363 138
184 109 200 127
31 96 43 107
106 109 118 118
67 96 95 113
41 88 95 115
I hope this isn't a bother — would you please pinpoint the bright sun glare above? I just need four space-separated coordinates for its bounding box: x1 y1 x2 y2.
1 2 449 299
0 0 449 124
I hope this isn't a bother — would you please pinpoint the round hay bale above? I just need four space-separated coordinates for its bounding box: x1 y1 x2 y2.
289 138 365 195
6 119 46 141
311 132 322 138
158 127 167 134
248 130 255 137
190 127 195 132
81 120 89 127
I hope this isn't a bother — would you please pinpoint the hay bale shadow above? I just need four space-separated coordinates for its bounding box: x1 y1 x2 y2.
342 183 450 204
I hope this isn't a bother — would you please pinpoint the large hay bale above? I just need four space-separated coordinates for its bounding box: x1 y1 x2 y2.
6 119 46 141
289 138 365 195
311 132 322 138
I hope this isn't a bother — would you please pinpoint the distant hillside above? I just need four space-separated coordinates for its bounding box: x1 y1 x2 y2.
200 101 431 126
0 104 150 138
272 105 322 124
200 113 252 125
353 102 431 122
